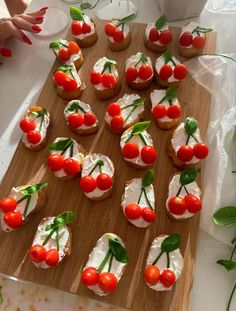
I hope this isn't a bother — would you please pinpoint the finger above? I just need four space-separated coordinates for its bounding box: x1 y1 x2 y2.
2 21 32 45
18 13 44 25
27 7 48 17
0 46 12 57
11 16 41 33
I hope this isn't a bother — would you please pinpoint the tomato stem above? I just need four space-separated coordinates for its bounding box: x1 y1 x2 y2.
143 188 154 210
23 195 31 218
88 160 104 176
137 188 143 204
108 253 114 272
17 195 28 204
97 249 112 273
124 105 137 122
186 134 190 145
56 228 60 251
176 186 182 196
152 250 164 265
69 142 74 158
191 134 199 143
183 185 189 195
139 133 147 146
166 252 170 268
60 140 73 156
43 228 56 246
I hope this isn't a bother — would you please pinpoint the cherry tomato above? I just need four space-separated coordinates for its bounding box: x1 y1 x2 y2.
29 244 46 263
138 64 153 81
47 154 64 172
104 23 117 36
177 145 194 162
159 269 176 288
80 176 97 193
149 28 159 42
159 64 173 81
45 249 59 267
63 78 78 92
26 130 41 144
173 64 188 80
166 105 181 119
144 265 160 285
4 211 23 229
98 272 118 293
192 36 205 49
96 173 113 190
141 146 157 164
68 41 80 54
179 31 193 47
152 104 167 120
185 194 202 213
68 113 84 129
63 158 81 175
110 115 124 132
84 112 97 126
71 21 82 35
168 196 187 215
142 208 156 222
82 22 91 34
20 119 36 133
58 48 70 61
122 142 139 159
108 102 121 117
90 71 102 85
125 67 138 82
101 73 116 88
124 203 142 220
193 143 209 159
159 30 172 45
81 267 99 286
0 197 17 213
113 29 124 42
54 71 67 87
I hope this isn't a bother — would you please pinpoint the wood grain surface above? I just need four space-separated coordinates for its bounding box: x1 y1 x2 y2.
0 20 216 311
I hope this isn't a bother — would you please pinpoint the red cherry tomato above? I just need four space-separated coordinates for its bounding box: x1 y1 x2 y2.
20 119 36 133
90 71 102 85
98 272 118 293
125 67 138 82
113 29 124 42
104 23 117 36
47 154 64 172
63 78 78 92
108 102 121 117
4 211 23 229
179 31 193 47
84 112 97 126
54 71 67 87
185 194 202 213
193 143 209 159
149 28 159 42
177 145 194 162
68 113 84 129
29 244 47 263
159 64 173 81
0 197 17 213
166 105 181 119
81 267 99 286
63 158 81 175
141 146 157 164
168 196 187 215
58 48 70 61
173 64 188 80
152 104 167 120
26 130 41 144
122 142 139 159
82 22 91 34
124 203 142 220
160 269 176 288
138 64 153 81
71 21 82 35
142 208 156 222
159 30 172 45
101 73 116 88
80 176 97 193
45 249 59 267
110 115 124 132
68 41 80 54
144 265 160 285
96 173 113 190
192 36 205 49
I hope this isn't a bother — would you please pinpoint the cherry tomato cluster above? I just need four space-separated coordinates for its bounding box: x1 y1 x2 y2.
179 31 205 49
159 63 188 81
0 196 23 229
29 244 59 267
67 112 97 129
148 28 172 45
58 41 80 62
20 118 41 145
54 71 78 92
90 70 117 88
124 203 156 223
81 267 118 293
168 194 202 215
177 143 209 162
122 142 157 165
104 22 125 42
125 64 153 82
107 102 124 132
152 103 180 120
71 20 92 36
47 154 81 175
80 173 113 193
144 265 176 288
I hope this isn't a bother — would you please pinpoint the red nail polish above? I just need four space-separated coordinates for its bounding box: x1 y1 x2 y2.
22 34 32 45
32 25 41 32
35 16 44 21
40 7 48 11
0 47 12 57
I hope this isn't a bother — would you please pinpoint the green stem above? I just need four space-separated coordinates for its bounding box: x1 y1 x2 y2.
23 195 31 218
227 281 236 311
191 134 199 143
170 59 177 66
186 135 191 145
108 254 114 272
97 249 112 273
124 106 137 122
139 133 147 146
69 142 74 158
56 229 60 251
137 189 143 204
230 244 236 261
183 186 189 195
39 115 45 132
43 228 56 246
166 252 170 268
89 160 103 176
17 195 28 204
69 68 76 81
143 188 153 210
60 141 73 156
176 186 182 196
124 134 133 144
152 250 164 265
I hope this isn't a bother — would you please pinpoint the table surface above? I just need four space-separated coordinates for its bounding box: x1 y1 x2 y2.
0 0 236 310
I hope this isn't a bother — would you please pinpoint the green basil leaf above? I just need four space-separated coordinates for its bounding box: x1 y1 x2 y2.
193 26 213 33
102 60 117 72
132 98 145 107
165 87 177 100
65 100 86 114
155 15 167 30
70 6 84 20
56 64 72 73
161 234 181 253
184 117 198 135
217 260 236 271
116 13 136 26
49 39 68 49
53 211 77 228
163 50 173 64
142 170 154 188
80 2 92 10
31 108 47 118
180 167 197 186
20 182 48 196
97 159 104 167
48 139 72 152
131 121 151 135
213 206 236 227
140 53 148 64
109 236 129 263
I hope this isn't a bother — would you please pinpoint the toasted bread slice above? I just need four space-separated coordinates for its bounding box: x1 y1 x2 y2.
74 30 98 48
144 36 167 53
110 32 131 51
94 78 121 101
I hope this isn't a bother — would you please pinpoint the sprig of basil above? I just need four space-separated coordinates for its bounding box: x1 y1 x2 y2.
180 167 197 186
31 108 47 119
109 236 129 263
131 121 151 135
20 182 48 196
217 260 236 271
46 211 77 231
57 64 73 73
184 117 198 135
213 206 236 226
142 170 154 188
101 60 117 74
70 6 84 21
155 15 167 30
163 50 173 64
49 39 68 50
48 138 73 152
116 13 136 27
132 98 145 107
161 234 181 253
65 100 86 114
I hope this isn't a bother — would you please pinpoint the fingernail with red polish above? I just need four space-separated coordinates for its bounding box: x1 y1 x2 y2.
0 47 12 57
32 25 41 32
35 16 44 21
22 34 32 45
40 7 48 11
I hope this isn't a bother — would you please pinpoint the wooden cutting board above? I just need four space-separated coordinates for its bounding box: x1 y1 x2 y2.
0 20 216 311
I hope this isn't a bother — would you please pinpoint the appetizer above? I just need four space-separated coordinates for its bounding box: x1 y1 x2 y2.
70 6 98 48
53 63 84 100
105 94 145 133
121 170 156 228
151 87 180 130
90 57 121 101
64 100 98 135
167 117 209 168
178 22 212 58
80 154 114 201
49 39 84 70
166 167 202 220
0 182 47 232
155 51 188 88
144 15 172 52
20 106 50 151
120 121 157 169
29 211 76 269
125 52 153 90
81 233 128 295
144 234 183 291
47 137 85 180
104 13 135 51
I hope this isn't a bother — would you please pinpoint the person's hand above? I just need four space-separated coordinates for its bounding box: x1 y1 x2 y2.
0 7 48 58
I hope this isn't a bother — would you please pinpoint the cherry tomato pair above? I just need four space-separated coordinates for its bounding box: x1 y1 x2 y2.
58 42 80 62
20 119 42 145
124 203 156 223
125 64 153 82
104 22 124 42
54 71 78 92
159 64 188 81
0 196 23 229
177 143 209 162
68 112 97 129
168 194 202 215
149 28 172 45
80 174 113 193
90 71 116 88
144 265 176 288
71 21 92 36
152 104 180 120
29 244 59 267
122 142 157 164
48 154 81 175
179 31 205 49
